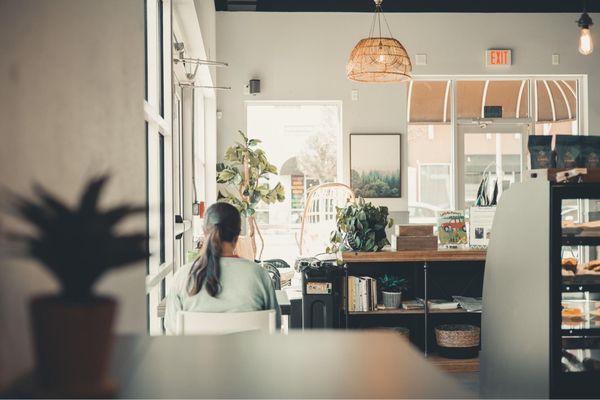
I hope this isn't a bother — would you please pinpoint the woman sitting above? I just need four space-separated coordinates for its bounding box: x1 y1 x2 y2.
165 202 280 334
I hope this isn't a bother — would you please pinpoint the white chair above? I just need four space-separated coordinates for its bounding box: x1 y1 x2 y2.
175 310 276 335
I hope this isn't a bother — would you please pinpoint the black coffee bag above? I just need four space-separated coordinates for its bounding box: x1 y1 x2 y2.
528 135 553 169
580 136 600 168
555 135 580 169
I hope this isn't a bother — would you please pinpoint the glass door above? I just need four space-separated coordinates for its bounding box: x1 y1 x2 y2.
551 184 600 397
457 121 530 209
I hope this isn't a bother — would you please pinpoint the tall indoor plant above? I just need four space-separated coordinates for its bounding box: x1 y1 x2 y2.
217 130 285 260
6 176 148 396
327 197 393 253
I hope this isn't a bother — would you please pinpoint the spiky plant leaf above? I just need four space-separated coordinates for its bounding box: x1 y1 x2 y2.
7 175 148 301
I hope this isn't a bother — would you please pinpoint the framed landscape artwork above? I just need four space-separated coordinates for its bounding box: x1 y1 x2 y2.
350 133 401 198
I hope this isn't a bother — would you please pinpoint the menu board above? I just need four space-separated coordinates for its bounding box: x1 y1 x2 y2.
291 175 304 210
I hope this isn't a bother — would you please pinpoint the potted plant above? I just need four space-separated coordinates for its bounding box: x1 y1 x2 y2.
6 176 148 397
378 274 407 309
217 130 285 260
327 197 393 253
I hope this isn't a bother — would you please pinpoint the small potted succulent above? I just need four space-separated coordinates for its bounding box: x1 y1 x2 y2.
5 176 148 396
327 197 393 253
378 274 407 309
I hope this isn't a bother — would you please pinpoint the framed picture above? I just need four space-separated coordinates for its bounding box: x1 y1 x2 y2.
350 133 401 198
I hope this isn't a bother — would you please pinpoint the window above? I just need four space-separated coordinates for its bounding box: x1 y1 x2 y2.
144 0 173 335
144 0 214 334
407 77 584 220
246 102 342 264
463 132 523 208
407 81 453 223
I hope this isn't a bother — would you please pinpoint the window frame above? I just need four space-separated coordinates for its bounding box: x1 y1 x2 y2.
407 75 587 212
144 0 215 334
244 100 343 262
144 0 174 335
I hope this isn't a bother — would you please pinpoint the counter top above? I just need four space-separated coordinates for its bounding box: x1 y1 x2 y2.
342 248 487 263
7 331 472 398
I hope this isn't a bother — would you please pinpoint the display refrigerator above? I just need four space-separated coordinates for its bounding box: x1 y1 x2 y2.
481 179 600 398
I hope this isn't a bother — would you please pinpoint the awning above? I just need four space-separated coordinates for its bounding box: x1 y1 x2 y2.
408 81 452 123
408 79 577 124
536 80 577 122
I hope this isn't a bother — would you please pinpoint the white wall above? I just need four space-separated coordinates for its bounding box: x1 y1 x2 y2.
216 12 600 211
0 0 145 387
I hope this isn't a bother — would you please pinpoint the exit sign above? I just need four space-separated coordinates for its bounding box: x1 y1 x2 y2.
486 49 512 67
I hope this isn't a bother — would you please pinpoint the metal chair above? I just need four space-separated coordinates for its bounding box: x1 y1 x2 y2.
261 262 282 290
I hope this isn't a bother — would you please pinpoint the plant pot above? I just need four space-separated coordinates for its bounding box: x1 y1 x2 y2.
30 295 117 397
382 291 402 309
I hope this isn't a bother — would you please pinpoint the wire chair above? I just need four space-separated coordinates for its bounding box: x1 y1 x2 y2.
297 183 356 256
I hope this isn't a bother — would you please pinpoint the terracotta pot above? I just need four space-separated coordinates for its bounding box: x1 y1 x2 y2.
30 295 117 397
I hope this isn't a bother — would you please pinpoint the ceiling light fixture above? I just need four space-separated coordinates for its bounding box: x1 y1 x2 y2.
577 1 594 55
346 0 412 83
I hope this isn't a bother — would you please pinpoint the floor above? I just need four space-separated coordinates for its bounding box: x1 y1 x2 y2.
453 372 480 394
428 355 480 394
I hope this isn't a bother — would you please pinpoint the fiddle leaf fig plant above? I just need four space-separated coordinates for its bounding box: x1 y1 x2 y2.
217 130 285 217
327 197 393 253
217 130 285 259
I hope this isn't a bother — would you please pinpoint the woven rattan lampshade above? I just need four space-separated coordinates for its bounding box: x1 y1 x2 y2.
346 0 412 83
346 37 412 83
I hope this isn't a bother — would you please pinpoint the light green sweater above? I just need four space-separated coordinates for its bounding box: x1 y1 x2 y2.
164 257 281 334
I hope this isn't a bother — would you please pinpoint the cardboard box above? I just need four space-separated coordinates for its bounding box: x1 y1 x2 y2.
394 224 435 237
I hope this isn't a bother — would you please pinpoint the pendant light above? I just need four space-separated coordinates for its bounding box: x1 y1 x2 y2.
346 0 412 83
577 1 594 55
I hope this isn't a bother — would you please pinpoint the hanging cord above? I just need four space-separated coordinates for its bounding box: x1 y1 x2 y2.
377 3 382 43
381 8 394 38
368 5 377 38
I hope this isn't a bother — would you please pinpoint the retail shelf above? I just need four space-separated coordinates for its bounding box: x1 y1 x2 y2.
562 328 600 337
561 236 600 246
348 308 481 316
562 275 600 292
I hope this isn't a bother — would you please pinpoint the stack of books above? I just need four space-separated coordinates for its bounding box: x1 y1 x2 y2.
401 298 460 310
391 224 437 251
427 299 459 310
347 276 378 312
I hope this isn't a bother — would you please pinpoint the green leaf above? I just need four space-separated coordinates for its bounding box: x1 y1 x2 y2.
248 138 261 146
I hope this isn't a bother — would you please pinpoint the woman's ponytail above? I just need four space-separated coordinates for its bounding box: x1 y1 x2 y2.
187 202 241 297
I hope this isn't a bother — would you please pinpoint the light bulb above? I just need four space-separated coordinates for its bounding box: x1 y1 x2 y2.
579 27 594 55
377 53 386 63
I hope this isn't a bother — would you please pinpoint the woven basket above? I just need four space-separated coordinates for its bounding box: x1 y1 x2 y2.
435 324 480 348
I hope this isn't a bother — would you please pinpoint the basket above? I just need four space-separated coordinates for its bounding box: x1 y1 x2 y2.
435 324 480 359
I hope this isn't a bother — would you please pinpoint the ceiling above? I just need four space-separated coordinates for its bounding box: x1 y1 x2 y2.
215 0 600 13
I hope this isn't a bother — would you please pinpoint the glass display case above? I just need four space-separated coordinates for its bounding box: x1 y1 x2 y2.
551 183 600 397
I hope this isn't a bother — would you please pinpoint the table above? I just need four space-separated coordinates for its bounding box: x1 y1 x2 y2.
6 331 472 398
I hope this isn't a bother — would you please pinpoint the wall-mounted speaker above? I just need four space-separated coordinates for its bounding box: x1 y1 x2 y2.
249 79 260 95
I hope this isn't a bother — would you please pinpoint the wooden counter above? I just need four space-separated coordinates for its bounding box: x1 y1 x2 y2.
342 248 487 263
